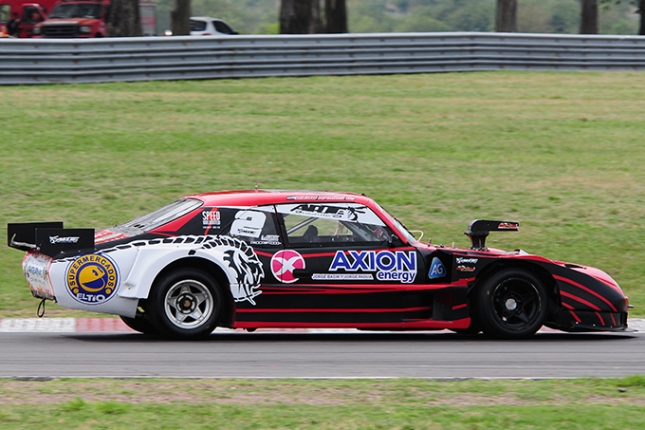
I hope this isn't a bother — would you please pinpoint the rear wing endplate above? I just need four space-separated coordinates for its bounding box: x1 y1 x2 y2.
465 219 519 250
7 222 95 257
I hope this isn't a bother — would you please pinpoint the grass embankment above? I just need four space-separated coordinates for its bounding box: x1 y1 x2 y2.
2 377 645 429
1 72 644 317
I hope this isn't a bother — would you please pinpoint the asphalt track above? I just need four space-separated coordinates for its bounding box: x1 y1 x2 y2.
2 322 645 379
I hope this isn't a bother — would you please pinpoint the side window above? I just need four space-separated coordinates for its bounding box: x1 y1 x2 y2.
225 208 281 247
174 206 281 244
214 20 233 34
23 6 43 23
190 19 206 31
276 203 390 247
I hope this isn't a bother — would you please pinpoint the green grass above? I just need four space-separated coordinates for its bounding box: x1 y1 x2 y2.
2 377 645 429
1 72 644 317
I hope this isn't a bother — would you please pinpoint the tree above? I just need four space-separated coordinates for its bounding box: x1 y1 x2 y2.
495 0 517 32
448 1 495 32
580 0 598 34
171 0 191 36
639 0 645 34
280 0 321 34
107 0 142 37
325 0 347 33
599 0 645 35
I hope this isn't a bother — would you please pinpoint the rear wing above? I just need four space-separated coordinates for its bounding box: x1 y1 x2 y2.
7 222 94 257
465 220 519 250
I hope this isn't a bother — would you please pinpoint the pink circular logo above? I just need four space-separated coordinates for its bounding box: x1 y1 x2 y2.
271 250 305 283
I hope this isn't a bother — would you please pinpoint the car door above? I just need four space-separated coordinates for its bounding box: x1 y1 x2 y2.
237 202 430 328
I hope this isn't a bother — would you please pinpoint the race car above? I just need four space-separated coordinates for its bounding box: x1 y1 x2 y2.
7 190 629 340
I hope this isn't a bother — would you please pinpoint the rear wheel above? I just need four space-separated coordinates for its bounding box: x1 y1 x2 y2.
148 269 222 340
119 314 157 335
474 268 548 339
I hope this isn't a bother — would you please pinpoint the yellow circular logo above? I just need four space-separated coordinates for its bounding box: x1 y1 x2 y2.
66 254 119 305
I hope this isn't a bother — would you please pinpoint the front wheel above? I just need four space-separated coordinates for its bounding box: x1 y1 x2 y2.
147 269 222 340
473 268 548 339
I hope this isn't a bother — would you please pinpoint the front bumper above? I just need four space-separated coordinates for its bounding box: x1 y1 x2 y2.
548 309 628 332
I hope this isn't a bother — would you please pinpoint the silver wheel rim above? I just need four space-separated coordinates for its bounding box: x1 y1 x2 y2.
163 279 213 330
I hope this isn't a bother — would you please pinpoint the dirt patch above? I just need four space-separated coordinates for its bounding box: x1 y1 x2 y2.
0 380 643 407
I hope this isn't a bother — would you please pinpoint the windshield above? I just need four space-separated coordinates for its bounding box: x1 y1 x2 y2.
111 198 203 235
373 202 417 244
49 3 102 19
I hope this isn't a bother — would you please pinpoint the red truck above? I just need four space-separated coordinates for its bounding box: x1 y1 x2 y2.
2 0 155 38
0 0 53 37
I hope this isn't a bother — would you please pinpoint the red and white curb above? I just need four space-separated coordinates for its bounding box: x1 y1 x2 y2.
0 318 130 333
0 318 643 333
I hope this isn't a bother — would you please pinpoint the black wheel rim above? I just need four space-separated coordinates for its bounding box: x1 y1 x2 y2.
490 277 542 332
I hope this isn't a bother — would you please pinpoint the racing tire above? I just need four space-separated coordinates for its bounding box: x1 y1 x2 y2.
119 315 157 335
473 268 548 340
147 269 222 340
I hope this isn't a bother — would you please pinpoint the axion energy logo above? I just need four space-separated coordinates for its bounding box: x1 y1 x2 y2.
271 250 305 283
329 250 417 284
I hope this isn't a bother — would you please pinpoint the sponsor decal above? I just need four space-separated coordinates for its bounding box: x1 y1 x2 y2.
428 257 446 279
66 254 119 305
456 265 476 272
329 250 417 284
271 250 305 283
23 252 55 297
49 235 80 244
290 204 365 221
498 222 519 230
287 195 356 201
202 208 221 228
312 273 374 280
230 210 266 238
235 227 260 237
250 234 281 246
276 203 385 226
455 257 478 264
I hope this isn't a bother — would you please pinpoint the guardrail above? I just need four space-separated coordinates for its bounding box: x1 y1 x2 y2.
2 32 645 85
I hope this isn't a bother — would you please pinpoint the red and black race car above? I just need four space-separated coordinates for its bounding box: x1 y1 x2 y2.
8 190 628 340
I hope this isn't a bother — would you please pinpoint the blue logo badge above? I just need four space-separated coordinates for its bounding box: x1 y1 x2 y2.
66 254 119 305
428 257 446 279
